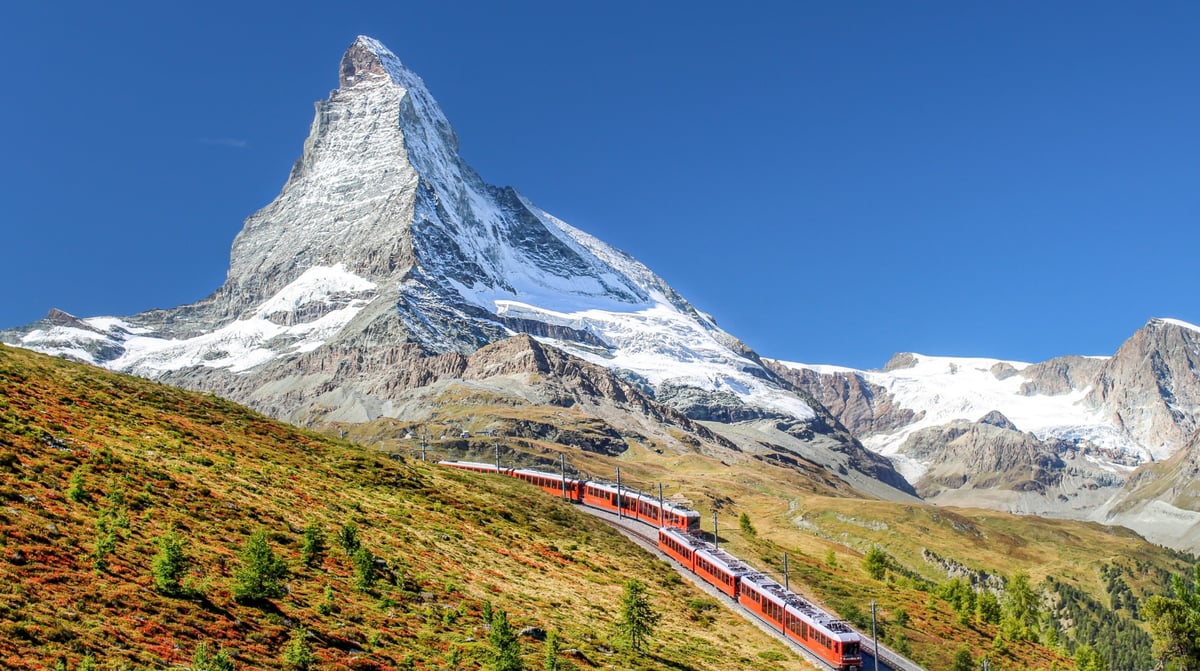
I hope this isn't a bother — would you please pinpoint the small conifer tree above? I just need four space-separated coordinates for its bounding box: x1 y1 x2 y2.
616 579 660 655
300 523 326 567
353 545 377 592
738 512 756 537
338 521 361 555
152 531 187 596
192 641 236 671
863 545 889 580
487 608 523 671
232 529 289 603
281 628 316 671
544 629 561 671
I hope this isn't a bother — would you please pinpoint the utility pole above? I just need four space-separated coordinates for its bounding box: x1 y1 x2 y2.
420 429 427 462
658 483 665 528
982 658 990 671
783 553 789 592
616 467 622 519
559 453 567 500
494 442 500 473
871 600 880 671
713 511 719 550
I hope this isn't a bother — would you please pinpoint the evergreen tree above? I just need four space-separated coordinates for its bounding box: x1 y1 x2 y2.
1003 570 1040 640
353 545 377 592
976 590 1002 624
232 528 289 603
192 641 236 671
616 579 660 655
338 521 361 555
863 545 889 581
281 628 316 671
544 629 561 671
300 523 326 567
1143 563 1200 671
738 512 756 537
487 608 524 671
152 530 187 596
950 643 974 671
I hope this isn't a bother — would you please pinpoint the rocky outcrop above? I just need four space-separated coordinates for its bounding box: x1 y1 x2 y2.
1088 319 1200 460
900 420 1121 499
766 361 921 437
1017 355 1106 396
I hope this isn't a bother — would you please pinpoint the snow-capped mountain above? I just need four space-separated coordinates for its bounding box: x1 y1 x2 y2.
771 317 1200 547
2 36 813 428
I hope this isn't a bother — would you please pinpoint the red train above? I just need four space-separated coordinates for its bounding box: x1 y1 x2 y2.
438 461 862 671
438 461 700 533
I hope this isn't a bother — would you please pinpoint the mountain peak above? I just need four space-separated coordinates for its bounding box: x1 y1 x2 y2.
339 35 405 89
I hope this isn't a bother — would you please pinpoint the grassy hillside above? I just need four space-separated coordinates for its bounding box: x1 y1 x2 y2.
0 344 809 671
324 384 1196 671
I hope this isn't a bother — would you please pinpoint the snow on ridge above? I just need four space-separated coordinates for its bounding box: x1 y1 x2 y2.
1159 317 1200 333
255 264 376 317
769 359 862 376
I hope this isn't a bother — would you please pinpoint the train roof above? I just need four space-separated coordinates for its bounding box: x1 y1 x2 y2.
510 468 581 483
586 481 701 518
739 572 859 641
438 460 501 471
659 528 754 576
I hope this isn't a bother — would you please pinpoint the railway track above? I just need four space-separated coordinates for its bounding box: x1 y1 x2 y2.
582 505 921 671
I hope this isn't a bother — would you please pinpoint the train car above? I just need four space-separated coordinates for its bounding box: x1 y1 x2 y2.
582 481 700 532
657 527 698 573
438 460 507 475
692 542 753 599
509 468 583 502
633 495 701 532
739 572 862 671
658 528 752 598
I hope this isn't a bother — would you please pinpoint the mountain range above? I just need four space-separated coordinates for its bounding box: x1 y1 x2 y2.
4 36 1199 551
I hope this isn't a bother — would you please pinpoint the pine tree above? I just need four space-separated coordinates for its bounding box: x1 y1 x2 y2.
152 531 187 596
300 523 326 567
487 608 523 671
192 641 236 671
338 521 361 555
544 629 561 671
232 529 289 603
616 579 660 655
738 512 756 537
281 628 316 671
1143 562 1200 671
863 545 889 581
950 643 974 671
353 545 377 592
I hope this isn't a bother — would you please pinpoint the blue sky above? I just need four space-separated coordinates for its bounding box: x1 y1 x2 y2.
2 2 1197 369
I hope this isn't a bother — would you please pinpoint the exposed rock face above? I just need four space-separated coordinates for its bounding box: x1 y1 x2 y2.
899 419 1123 504
1087 319 1200 460
765 361 921 436
1017 355 1106 396
978 410 1018 431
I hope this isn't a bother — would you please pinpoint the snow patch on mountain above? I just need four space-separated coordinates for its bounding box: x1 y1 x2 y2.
777 353 1141 464
256 263 376 317
1161 317 1200 334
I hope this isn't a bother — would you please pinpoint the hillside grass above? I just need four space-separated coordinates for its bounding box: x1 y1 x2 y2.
0 344 809 671
337 387 1196 671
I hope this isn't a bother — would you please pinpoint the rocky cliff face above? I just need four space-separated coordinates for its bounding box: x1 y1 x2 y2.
1087 319 1200 461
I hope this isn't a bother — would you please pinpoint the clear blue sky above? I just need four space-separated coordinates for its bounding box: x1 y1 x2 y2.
2 1 1197 369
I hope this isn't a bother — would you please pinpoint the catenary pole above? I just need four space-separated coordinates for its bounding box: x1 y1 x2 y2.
560 453 567 499
871 600 879 671
616 467 622 519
